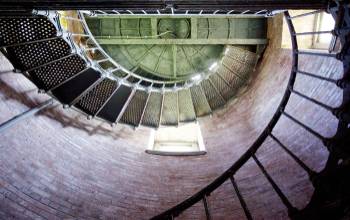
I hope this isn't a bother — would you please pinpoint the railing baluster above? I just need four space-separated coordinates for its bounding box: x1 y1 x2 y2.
96 58 109 63
297 50 337 58
203 196 212 220
252 155 298 216
0 99 54 133
269 134 316 178
230 176 253 220
296 70 338 84
282 111 326 141
68 33 90 37
294 30 333 36
290 88 333 111
255 10 267 15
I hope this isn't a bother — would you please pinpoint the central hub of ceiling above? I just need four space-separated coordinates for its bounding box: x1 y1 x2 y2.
158 18 190 39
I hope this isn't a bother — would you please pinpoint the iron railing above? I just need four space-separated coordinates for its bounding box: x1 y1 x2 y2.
151 3 349 219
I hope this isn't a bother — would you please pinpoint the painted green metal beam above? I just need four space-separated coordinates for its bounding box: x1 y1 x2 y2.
151 18 158 38
191 18 198 39
96 38 267 45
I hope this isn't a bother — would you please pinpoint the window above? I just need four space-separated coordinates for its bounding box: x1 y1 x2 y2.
146 123 206 156
312 12 335 50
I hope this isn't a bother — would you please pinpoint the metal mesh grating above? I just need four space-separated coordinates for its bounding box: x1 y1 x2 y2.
222 56 252 78
209 74 236 100
200 80 226 110
225 46 259 66
141 92 162 128
120 90 149 126
161 92 178 126
29 55 86 91
7 38 71 70
216 65 245 88
190 85 211 117
0 16 57 46
178 89 196 122
75 78 118 115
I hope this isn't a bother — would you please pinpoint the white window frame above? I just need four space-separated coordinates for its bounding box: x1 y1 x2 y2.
146 123 206 156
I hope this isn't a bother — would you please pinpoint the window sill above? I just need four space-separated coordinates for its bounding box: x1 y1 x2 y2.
145 150 207 156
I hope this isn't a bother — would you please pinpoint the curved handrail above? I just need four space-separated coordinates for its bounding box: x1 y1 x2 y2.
151 10 298 219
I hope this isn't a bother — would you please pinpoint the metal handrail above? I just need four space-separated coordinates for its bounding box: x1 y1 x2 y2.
91 8 271 17
150 10 299 219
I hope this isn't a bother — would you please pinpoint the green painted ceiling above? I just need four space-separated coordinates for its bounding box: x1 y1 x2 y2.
85 15 267 82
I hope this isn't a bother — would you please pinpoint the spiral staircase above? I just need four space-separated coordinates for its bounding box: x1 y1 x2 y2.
0 0 349 220
0 14 261 128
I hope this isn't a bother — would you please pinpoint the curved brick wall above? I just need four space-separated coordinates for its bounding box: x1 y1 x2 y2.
0 35 343 219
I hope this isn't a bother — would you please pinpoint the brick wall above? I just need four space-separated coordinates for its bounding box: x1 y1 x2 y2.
0 35 343 220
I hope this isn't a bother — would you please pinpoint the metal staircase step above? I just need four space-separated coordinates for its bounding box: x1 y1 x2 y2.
216 65 245 89
51 68 101 105
200 80 226 110
222 56 253 79
120 90 149 127
161 92 178 126
178 89 196 123
96 85 133 123
225 45 259 66
75 78 119 116
141 92 163 128
209 74 236 100
28 55 87 91
6 38 71 71
190 85 212 117
0 16 57 47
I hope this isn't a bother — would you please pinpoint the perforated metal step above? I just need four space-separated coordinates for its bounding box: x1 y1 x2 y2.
52 68 101 105
28 55 87 91
141 92 163 128
0 16 57 47
6 38 71 71
190 85 212 117
178 89 196 123
161 92 178 126
120 90 149 126
96 85 133 123
225 45 259 66
209 74 236 100
222 56 252 79
216 65 245 89
200 80 226 110
75 78 118 116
